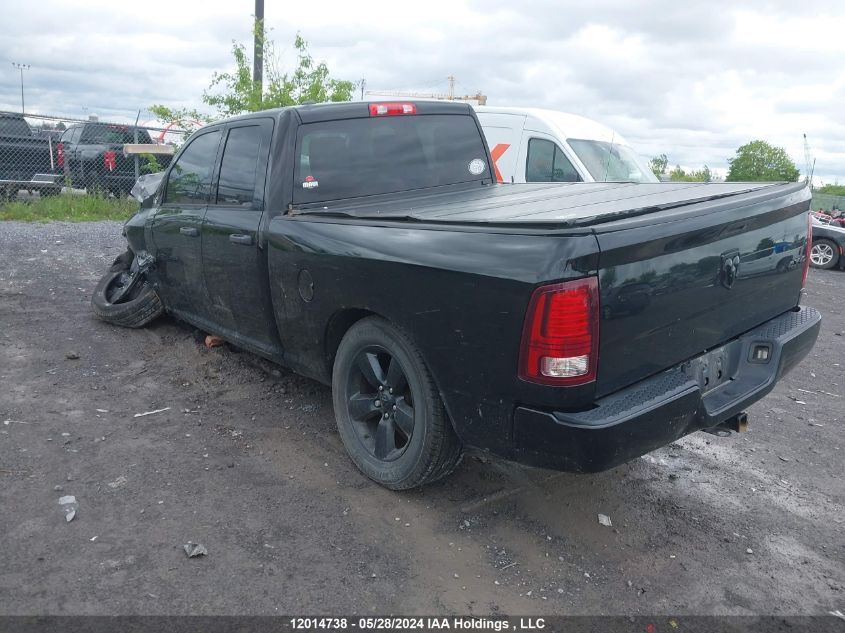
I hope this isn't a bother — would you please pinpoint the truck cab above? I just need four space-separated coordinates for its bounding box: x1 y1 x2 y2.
474 106 657 185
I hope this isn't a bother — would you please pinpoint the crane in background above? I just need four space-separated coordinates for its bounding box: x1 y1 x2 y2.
804 133 816 185
365 75 488 105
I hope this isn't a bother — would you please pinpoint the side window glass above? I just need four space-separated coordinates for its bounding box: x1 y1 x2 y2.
80 125 96 143
526 138 581 183
526 138 555 182
64 127 80 144
552 145 580 182
216 126 262 206
164 131 221 205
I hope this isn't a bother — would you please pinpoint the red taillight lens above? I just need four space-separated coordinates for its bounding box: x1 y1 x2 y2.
56 142 64 167
104 150 117 172
519 277 600 386
369 102 417 117
802 212 812 288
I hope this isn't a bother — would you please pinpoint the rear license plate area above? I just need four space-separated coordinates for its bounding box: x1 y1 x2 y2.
685 345 732 394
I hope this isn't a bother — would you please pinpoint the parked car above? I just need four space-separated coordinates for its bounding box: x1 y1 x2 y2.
810 216 845 270
474 106 657 184
91 101 820 489
58 122 171 196
0 112 61 197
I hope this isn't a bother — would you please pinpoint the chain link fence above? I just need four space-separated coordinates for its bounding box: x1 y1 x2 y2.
0 110 191 201
811 192 845 213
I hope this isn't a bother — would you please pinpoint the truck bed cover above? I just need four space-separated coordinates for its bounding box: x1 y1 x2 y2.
302 181 805 227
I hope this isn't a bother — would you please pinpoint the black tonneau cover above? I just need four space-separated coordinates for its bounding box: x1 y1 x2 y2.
299 181 803 227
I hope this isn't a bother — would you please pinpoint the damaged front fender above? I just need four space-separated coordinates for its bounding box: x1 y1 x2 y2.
130 171 165 206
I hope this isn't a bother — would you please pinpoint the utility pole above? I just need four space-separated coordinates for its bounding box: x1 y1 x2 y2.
253 0 264 101
359 78 366 101
11 62 29 113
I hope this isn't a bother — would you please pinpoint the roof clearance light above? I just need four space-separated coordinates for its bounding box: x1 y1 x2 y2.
369 103 417 117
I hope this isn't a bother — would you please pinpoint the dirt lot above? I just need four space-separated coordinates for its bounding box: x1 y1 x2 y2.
0 221 843 616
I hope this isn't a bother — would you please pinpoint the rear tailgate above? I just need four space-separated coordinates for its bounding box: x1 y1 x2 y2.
0 136 53 181
593 181 810 397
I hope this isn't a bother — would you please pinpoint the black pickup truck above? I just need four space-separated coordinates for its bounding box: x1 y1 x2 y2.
0 112 61 197
92 101 820 489
59 122 170 196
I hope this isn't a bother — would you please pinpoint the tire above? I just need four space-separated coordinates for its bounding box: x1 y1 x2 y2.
332 317 463 490
810 239 839 270
91 252 163 328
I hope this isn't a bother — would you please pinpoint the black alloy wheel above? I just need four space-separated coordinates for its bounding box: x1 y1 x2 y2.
346 347 415 461
332 317 463 489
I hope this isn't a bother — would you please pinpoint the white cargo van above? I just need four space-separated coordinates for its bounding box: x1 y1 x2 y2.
474 106 657 184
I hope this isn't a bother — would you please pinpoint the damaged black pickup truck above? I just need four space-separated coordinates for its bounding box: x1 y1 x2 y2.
92 101 820 489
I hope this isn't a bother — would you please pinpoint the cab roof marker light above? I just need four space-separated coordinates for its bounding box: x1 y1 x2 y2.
369 103 417 117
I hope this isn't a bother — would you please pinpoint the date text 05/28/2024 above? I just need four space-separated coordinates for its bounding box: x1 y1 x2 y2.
289 617 546 631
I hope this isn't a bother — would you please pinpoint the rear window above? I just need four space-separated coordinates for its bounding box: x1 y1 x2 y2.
81 124 149 144
293 114 490 204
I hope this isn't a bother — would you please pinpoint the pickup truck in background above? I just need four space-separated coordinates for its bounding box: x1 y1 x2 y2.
91 101 820 490
475 106 657 184
0 112 61 198
59 122 172 196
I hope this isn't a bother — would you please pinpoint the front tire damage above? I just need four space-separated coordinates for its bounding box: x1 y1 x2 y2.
91 249 163 328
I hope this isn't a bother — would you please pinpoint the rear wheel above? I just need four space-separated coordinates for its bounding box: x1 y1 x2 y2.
332 317 462 489
810 239 839 270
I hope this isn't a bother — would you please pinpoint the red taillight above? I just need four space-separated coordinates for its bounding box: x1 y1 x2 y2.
56 142 64 167
369 102 417 117
802 212 812 288
519 277 600 386
104 150 117 172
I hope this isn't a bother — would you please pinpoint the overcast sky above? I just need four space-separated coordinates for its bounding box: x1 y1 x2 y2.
2 0 843 182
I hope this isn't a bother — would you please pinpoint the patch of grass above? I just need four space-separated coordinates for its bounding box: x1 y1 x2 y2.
0 193 139 222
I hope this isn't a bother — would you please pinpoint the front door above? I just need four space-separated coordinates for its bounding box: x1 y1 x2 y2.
151 129 222 321
201 119 280 356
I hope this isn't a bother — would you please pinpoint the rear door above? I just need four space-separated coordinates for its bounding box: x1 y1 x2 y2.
200 119 279 355
60 126 82 185
151 128 223 320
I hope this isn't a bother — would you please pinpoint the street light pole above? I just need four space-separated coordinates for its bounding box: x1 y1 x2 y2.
11 62 30 113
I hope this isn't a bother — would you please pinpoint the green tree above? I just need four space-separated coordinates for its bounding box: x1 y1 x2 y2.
147 105 212 131
817 184 845 196
202 29 355 117
726 140 799 182
151 27 355 127
668 164 712 182
649 153 668 178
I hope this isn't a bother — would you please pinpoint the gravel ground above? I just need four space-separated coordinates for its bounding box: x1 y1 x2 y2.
0 220 843 616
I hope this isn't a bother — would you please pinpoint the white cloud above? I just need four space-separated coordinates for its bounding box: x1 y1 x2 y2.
1 0 843 182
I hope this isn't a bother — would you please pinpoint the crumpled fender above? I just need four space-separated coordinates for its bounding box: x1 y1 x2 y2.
130 171 165 206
